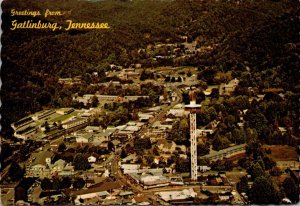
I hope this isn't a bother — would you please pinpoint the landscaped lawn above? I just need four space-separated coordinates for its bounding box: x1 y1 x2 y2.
263 145 298 161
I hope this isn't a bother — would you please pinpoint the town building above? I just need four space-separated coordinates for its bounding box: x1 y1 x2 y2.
62 118 88 129
201 144 246 161
156 188 197 202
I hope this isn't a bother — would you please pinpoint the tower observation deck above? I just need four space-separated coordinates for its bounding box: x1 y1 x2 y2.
185 93 201 181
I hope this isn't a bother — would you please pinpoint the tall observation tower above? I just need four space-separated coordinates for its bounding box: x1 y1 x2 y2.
185 91 201 181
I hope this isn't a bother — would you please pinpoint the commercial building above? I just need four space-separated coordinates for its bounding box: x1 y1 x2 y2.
201 144 246 161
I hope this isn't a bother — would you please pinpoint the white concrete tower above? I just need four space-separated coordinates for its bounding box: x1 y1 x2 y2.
185 92 201 181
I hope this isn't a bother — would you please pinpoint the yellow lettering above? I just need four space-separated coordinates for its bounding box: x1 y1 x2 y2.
65 20 72 31
10 20 17 30
11 9 15 16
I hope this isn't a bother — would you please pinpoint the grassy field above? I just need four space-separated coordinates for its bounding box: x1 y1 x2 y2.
263 145 298 161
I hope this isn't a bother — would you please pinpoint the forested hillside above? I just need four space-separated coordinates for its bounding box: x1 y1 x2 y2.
1 0 299 137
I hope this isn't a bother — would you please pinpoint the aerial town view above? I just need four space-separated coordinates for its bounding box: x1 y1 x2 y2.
0 0 299 205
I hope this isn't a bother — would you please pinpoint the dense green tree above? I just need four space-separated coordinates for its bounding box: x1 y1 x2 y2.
169 118 190 145
270 167 282 176
41 178 52 190
195 90 206 104
262 155 276 170
120 148 127 159
165 76 170 82
237 176 249 193
58 143 66 153
232 128 246 144
210 88 219 99
182 91 190 104
153 147 160 156
145 155 154 165
52 177 61 190
248 162 265 180
61 177 72 189
282 177 299 203
90 96 99 108
212 135 231 151
175 158 190 173
8 161 24 182
15 186 26 202
238 157 251 169
140 70 154 81
198 157 209 166
134 137 152 152
1 143 12 162
245 110 268 139
108 141 114 151
224 159 234 171
211 160 225 171
246 139 262 160
73 154 91 171
249 175 281 204
197 142 210 156
44 121 50 132
73 177 85 189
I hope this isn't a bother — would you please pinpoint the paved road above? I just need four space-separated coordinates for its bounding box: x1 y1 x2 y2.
144 185 232 193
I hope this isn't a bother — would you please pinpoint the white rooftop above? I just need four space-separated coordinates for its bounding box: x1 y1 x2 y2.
156 188 197 201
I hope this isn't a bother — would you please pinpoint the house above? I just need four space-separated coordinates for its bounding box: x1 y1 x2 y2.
111 139 121 148
138 113 154 122
121 154 137 164
75 131 112 145
119 191 134 199
219 192 232 202
112 130 135 140
51 159 66 174
169 176 184 185
278 127 287 135
276 161 300 169
85 126 102 133
197 129 214 137
199 166 211 172
27 151 54 177
86 179 96 188
88 156 97 163
100 141 109 149
76 134 93 144
74 191 110 205
72 180 124 205
167 109 186 117
58 77 81 86
121 164 140 174
237 122 244 128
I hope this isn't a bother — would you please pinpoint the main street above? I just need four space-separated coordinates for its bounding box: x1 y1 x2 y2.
107 85 183 205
